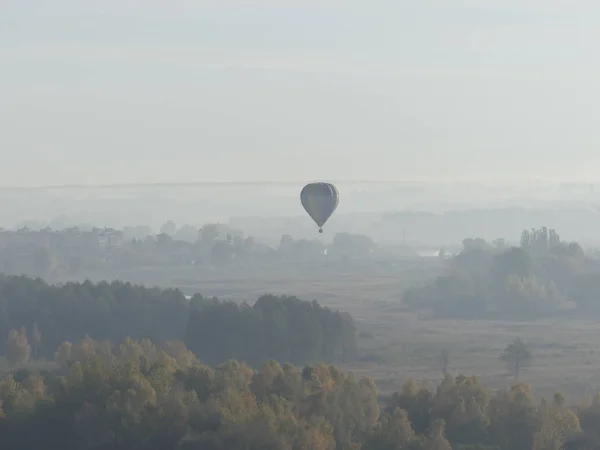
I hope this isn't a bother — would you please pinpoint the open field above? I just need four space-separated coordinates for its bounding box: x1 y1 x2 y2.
347 314 600 404
50 260 600 404
67 259 442 305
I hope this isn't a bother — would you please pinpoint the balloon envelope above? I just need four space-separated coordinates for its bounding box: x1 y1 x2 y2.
300 182 339 232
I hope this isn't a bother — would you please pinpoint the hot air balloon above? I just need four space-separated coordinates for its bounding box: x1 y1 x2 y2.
300 182 339 233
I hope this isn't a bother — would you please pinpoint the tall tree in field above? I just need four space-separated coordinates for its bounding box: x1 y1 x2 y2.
501 338 533 379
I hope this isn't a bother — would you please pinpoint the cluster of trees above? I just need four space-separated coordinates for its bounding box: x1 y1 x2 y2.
0 275 190 359
0 275 356 367
0 222 381 278
186 295 357 366
0 335 598 449
404 227 598 319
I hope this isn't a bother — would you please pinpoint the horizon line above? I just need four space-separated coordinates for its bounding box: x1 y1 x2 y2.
0 179 593 190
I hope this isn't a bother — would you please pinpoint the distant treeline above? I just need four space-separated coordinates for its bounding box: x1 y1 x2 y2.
0 274 356 366
13 203 600 245
381 208 600 245
0 223 385 278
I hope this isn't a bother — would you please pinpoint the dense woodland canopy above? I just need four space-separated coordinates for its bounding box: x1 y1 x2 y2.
0 335 598 450
403 227 600 319
185 294 357 366
0 275 355 367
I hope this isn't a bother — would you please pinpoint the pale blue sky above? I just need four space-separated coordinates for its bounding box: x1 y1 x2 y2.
1 1 599 186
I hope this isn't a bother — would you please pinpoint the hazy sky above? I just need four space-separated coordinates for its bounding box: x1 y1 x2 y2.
1 1 599 186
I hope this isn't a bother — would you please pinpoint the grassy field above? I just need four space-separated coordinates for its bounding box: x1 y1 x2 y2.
347 314 600 404
54 260 600 404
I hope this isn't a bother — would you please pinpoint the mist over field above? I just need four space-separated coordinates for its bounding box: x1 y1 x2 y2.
2 1 600 448
3 181 600 246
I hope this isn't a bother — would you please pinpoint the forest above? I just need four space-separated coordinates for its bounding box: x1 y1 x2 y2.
0 274 598 449
0 334 598 450
2 227 600 448
0 275 355 366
